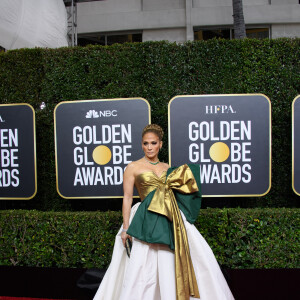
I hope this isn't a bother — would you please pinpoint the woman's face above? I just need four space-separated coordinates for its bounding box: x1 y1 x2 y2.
142 132 162 160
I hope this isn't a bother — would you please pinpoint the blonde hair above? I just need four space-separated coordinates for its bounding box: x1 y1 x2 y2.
142 124 164 141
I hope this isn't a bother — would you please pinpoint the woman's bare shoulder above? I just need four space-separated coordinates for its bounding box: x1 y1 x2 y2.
161 162 170 171
124 159 145 176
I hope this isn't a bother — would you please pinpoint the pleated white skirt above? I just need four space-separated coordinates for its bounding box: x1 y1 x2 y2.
93 203 235 300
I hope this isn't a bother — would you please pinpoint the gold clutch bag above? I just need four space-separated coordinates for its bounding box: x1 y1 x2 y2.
125 238 132 258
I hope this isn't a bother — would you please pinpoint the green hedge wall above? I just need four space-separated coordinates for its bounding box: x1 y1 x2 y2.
0 208 299 269
0 39 299 210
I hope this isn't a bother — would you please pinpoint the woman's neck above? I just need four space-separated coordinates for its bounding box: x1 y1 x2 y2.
144 156 160 165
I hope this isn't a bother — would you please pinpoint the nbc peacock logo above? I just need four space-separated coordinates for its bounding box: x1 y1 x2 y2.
86 110 99 118
85 109 118 118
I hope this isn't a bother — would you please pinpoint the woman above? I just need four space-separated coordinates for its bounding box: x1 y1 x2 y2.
93 124 234 300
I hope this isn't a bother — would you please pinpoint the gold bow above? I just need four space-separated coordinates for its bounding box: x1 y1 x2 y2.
148 164 200 300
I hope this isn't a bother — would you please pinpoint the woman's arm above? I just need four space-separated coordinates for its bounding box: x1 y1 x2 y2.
121 164 135 246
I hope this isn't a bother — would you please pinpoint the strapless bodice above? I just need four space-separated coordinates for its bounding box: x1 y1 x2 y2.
135 171 167 201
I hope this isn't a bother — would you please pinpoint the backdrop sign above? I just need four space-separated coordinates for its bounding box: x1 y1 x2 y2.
292 95 300 196
54 98 150 198
0 104 36 200
169 94 271 197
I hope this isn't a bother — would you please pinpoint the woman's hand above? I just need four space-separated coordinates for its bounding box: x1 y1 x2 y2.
121 230 132 247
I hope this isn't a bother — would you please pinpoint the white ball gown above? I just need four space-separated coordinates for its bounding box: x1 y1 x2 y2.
93 165 235 300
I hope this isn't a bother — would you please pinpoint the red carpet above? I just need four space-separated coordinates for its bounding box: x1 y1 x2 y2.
0 297 72 300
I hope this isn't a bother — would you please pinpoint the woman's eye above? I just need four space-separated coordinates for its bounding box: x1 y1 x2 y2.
152 142 157 145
